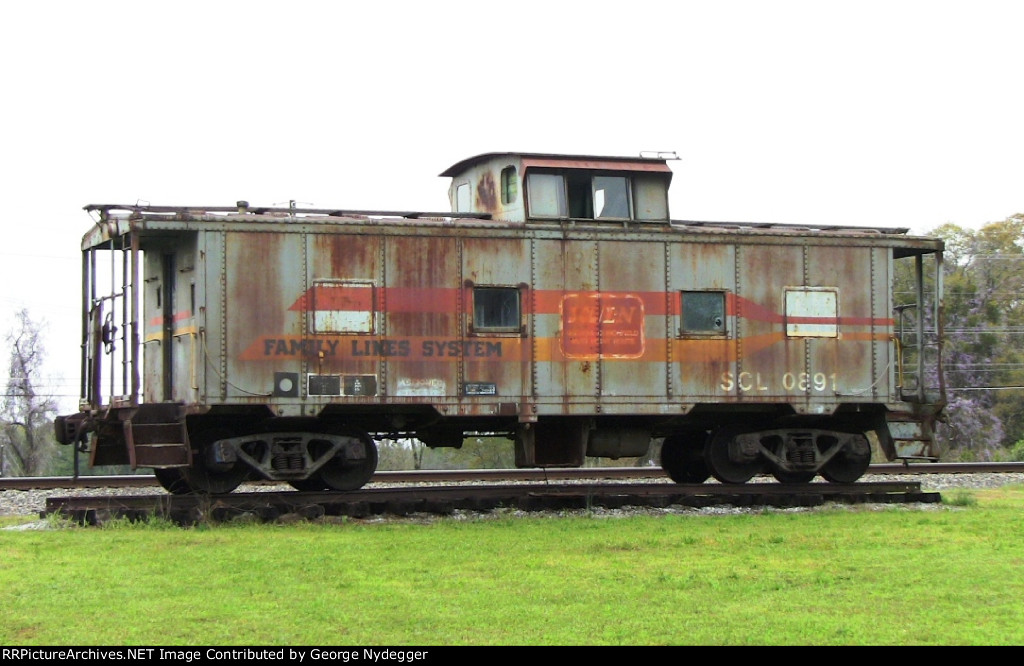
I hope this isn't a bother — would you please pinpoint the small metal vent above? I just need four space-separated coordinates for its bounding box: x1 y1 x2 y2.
274 372 299 397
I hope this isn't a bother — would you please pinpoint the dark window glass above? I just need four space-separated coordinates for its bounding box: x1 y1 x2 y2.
474 287 520 332
566 174 593 218
682 291 725 333
593 176 630 219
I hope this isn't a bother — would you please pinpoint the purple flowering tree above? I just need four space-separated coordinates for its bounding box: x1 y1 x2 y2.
920 215 1024 460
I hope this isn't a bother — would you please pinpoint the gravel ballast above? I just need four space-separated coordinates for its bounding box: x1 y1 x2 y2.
2 472 1021 522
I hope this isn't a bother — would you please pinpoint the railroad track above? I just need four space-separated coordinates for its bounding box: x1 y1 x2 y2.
8 462 1021 526
44 480 940 526
3 461 1023 491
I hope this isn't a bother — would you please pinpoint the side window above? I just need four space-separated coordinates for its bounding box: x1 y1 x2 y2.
473 287 521 333
633 174 669 221
501 166 518 205
593 176 630 219
526 173 566 217
311 280 375 334
455 182 472 212
566 174 593 218
681 291 726 335
526 171 638 220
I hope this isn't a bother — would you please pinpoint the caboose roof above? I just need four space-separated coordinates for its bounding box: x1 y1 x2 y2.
439 152 675 178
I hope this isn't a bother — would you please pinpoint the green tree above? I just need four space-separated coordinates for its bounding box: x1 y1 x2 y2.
920 215 1024 458
423 436 515 469
1 309 59 476
973 214 1024 446
376 438 420 470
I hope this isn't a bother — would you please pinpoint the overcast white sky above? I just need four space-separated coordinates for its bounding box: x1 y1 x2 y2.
1 0 1022 409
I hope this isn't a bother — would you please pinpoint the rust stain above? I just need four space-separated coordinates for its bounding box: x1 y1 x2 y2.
476 172 498 213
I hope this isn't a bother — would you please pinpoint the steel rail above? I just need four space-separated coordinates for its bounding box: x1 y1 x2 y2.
44 480 938 526
3 461 1024 491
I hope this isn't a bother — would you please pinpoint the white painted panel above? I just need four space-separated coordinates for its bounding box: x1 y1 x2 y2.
786 289 838 337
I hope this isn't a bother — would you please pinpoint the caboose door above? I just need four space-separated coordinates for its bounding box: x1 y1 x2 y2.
159 252 176 400
894 251 944 405
142 241 199 405
532 239 600 401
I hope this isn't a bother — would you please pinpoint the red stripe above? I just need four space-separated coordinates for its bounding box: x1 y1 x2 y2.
314 286 374 311
146 310 194 328
288 287 893 327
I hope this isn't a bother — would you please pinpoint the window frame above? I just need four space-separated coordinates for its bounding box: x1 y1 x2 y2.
469 285 523 336
632 173 669 221
501 165 518 205
310 279 376 335
678 290 728 338
784 287 839 338
455 181 472 213
525 169 638 221
526 172 567 218
592 175 632 220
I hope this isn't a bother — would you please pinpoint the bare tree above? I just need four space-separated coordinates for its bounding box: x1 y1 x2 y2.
1 309 58 476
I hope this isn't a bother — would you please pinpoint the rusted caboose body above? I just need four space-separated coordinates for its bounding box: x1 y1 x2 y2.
56 152 946 492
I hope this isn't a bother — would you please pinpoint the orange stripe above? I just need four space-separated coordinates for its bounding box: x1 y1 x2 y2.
240 332 892 362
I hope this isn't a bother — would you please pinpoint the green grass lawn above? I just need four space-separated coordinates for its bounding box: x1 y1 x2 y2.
2 486 1023 646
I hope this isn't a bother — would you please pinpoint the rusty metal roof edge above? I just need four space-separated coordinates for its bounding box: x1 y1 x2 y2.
439 151 673 177
667 220 944 249
81 216 134 250
79 205 942 249
83 203 492 221
114 215 526 235
669 219 913 235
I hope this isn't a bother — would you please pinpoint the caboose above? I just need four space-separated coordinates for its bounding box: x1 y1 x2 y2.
56 152 946 493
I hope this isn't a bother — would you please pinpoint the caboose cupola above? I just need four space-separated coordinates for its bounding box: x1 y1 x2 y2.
441 152 675 223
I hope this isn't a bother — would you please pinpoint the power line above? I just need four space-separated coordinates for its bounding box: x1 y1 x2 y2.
950 386 1024 391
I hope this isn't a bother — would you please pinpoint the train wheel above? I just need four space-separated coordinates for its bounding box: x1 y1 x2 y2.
705 426 763 484
182 428 249 494
771 468 816 484
184 459 248 494
821 451 870 484
319 429 379 491
660 430 710 483
153 468 191 495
